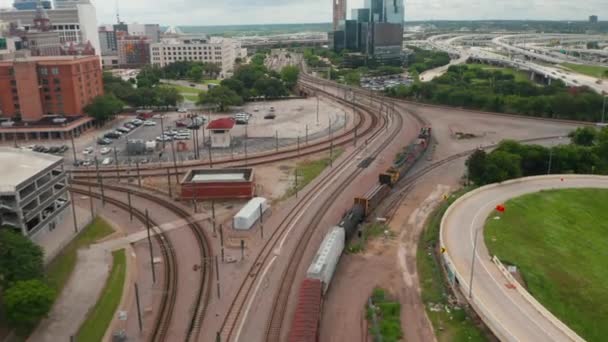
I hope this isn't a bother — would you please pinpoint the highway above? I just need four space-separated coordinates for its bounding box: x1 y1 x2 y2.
440 175 608 342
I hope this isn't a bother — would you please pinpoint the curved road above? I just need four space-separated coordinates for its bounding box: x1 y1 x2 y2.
440 175 608 341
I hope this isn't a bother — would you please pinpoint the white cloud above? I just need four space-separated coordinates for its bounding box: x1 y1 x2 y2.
0 0 605 25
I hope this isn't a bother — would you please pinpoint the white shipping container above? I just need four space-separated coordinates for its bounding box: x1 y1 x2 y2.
306 226 345 294
233 197 269 230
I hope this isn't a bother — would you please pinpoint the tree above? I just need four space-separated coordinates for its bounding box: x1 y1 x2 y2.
483 151 522 184
84 95 124 122
280 65 300 90
0 229 44 288
220 78 246 98
202 63 221 79
465 149 487 185
136 66 161 88
187 65 204 82
156 87 183 108
569 127 597 146
344 71 361 86
4 280 55 331
197 86 243 112
253 77 288 99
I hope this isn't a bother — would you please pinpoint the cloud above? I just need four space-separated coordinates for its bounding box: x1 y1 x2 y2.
0 0 605 25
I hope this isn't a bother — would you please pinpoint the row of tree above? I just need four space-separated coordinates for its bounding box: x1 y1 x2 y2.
0 230 55 333
197 58 299 111
466 127 608 186
85 73 183 123
386 64 606 122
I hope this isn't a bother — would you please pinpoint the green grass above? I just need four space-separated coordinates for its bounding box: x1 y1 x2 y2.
160 83 201 94
76 249 126 342
367 288 403 342
46 217 114 294
199 79 220 85
561 63 608 79
284 148 344 198
182 94 199 102
417 187 489 342
485 189 608 342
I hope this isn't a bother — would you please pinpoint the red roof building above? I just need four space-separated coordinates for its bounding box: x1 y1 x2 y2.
207 118 236 130
207 118 235 148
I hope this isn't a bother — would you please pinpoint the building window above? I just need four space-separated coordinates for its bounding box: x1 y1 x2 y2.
39 68 48 75
10 79 16 85
51 67 59 75
41 79 49 85
53 78 60 84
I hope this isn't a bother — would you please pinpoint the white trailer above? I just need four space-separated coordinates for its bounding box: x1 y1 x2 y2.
306 226 345 294
233 197 270 230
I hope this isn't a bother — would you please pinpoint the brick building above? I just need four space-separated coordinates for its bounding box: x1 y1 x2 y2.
0 55 102 122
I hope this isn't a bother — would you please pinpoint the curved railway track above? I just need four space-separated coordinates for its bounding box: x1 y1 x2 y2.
216 75 403 342
70 181 213 342
71 90 372 180
68 186 178 342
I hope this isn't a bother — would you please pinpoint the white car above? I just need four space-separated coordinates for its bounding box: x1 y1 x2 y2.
176 134 191 140
177 108 188 113
143 121 157 127
100 147 111 155
83 147 93 155
101 158 113 166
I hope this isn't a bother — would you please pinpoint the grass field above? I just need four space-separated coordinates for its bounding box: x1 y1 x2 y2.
485 189 608 342
182 94 199 102
283 148 344 198
76 249 126 342
561 63 608 79
160 83 201 94
417 187 489 342
367 288 403 342
46 217 114 294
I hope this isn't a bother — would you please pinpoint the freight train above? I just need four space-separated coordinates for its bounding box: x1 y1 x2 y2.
287 126 432 342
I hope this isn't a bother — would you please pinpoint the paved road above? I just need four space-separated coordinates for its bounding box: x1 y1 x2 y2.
441 175 608 341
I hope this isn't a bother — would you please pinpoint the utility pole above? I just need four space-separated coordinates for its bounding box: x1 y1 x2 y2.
166 168 172 198
160 115 166 149
170 139 179 184
134 283 143 332
136 161 141 188
114 147 120 179
70 130 77 165
95 157 105 206
316 95 320 125
146 210 156 284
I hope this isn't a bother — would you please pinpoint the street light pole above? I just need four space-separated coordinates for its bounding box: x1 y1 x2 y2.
468 227 481 300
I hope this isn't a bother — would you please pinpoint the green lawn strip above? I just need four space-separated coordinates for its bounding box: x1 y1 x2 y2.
76 249 127 342
366 288 403 342
485 189 608 342
199 79 220 85
160 83 201 94
560 63 608 79
283 148 344 199
182 93 199 102
417 187 489 342
45 217 115 294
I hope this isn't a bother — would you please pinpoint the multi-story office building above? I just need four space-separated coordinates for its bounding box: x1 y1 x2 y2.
589 15 599 24
13 0 51 10
117 35 150 67
0 147 69 240
0 2 100 57
0 55 103 121
127 24 160 43
98 26 116 55
333 0 347 31
150 36 245 78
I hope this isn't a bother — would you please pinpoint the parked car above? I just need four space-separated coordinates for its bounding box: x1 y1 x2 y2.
83 147 94 155
104 132 121 139
176 120 188 127
101 158 113 166
82 160 93 167
176 134 191 140
143 121 157 127
177 108 188 113
124 123 135 130
264 113 276 120
100 147 111 155
97 138 112 145
131 119 144 126
116 127 130 134
235 112 250 124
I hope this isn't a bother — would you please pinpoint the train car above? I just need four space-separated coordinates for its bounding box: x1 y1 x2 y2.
380 127 432 186
338 205 365 241
288 278 323 342
306 227 345 294
354 184 391 217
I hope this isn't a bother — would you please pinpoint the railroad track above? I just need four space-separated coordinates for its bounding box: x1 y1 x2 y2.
217 83 395 342
70 181 213 342
68 186 178 342
264 90 406 342
71 91 372 180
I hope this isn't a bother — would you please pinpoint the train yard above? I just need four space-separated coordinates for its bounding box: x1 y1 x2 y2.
55 69 586 342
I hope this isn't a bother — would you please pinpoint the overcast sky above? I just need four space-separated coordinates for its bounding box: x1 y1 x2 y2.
0 0 605 25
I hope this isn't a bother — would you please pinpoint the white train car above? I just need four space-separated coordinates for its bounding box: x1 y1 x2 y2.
306 226 345 294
